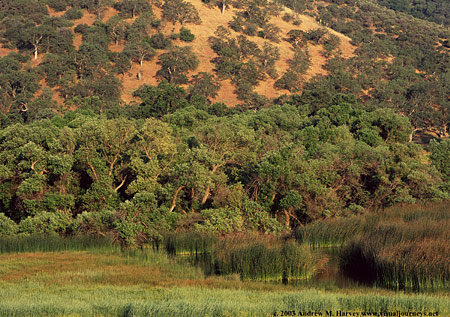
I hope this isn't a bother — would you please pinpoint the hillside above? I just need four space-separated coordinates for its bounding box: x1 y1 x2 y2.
1 0 356 107
0 0 448 126
0 0 449 238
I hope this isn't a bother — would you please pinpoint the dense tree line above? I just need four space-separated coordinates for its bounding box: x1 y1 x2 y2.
0 0 449 245
0 83 448 244
304 0 450 138
374 0 450 26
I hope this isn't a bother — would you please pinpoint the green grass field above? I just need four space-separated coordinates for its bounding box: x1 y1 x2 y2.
1 202 449 316
0 249 449 316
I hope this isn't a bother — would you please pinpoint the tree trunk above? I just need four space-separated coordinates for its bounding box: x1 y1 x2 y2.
169 186 185 212
201 185 210 204
409 128 418 143
284 210 290 228
34 47 38 60
221 4 225 14
201 164 221 205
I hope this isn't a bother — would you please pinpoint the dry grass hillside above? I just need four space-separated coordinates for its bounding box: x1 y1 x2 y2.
34 0 356 106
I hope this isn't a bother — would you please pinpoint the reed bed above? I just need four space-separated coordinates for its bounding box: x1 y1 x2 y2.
162 232 316 282
163 231 218 256
0 234 117 254
213 234 315 282
294 216 368 247
339 202 450 292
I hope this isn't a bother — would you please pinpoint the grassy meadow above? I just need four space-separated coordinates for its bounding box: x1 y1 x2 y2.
0 202 449 316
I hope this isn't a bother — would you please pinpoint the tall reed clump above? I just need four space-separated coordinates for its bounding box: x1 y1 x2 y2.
163 231 218 256
0 234 117 254
340 202 450 292
294 216 368 247
213 234 315 282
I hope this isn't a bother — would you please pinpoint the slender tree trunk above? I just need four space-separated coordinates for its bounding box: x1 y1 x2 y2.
221 3 225 14
284 210 290 228
201 164 221 205
169 186 185 212
201 185 210 204
34 47 38 60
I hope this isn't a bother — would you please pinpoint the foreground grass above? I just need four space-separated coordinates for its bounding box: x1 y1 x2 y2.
0 251 449 316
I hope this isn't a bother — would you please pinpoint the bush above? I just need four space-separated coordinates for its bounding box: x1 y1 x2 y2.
18 212 73 235
430 139 450 182
73 209 117 235
63 7 83 20
274 71 301 92
48 0 69 12
179 27 195 42
150 33 172 49
195 208 244 233
74 23 89 34
0 213 18 236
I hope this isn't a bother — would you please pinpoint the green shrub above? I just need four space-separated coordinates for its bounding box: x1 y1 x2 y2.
18 212 73 235
195 208 244 233
0 213 18 236
179 27 195 42
48 0 69 12
63 7 83 20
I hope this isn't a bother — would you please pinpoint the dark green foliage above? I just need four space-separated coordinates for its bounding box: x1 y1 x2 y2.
162 0 202 25
74 23 89 34
156 46 199 84
124 37 156 66
290 48 311 74
430 139 450 183
63 7 84 20
279 0 307 14
305 28 327 44
203 0 232 14
0 0 49 24
0 55 40 118
375 0 450 26
179 27 195 42
132 81 189 118
0 213 18 235
48 0 70 12
274 71 301 92
260 23 281 42
286 29 307 48
0 0 449 248
189 72 221 100
114 0 152 18
150 33 172 49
